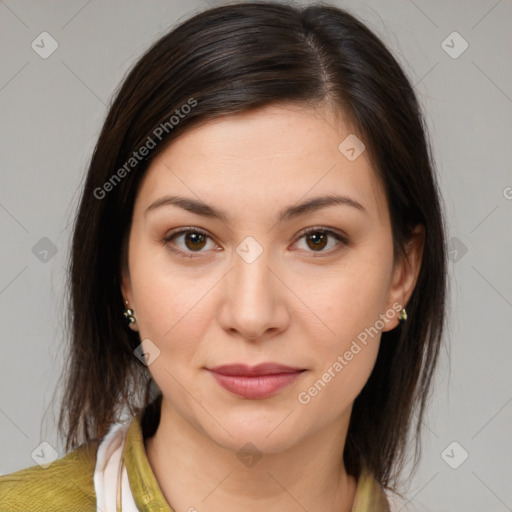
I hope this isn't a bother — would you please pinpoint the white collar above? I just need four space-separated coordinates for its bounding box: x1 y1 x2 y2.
93 419 139 512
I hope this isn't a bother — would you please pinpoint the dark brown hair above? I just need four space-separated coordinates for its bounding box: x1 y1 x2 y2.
55 0 447 492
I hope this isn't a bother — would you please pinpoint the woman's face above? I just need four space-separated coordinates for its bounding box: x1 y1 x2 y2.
122 103 420 454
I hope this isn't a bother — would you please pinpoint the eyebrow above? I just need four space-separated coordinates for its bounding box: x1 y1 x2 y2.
145 193 367 223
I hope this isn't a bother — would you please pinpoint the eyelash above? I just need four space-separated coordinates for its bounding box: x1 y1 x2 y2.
162 226 349 259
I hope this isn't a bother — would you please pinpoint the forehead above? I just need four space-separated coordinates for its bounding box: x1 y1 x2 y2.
135 103 388 224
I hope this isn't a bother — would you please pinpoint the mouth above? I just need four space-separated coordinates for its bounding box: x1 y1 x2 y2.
206 363 306 399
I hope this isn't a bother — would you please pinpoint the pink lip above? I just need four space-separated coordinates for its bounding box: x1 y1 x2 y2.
207 363 305 399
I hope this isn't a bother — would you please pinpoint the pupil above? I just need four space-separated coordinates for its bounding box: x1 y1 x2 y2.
308 232 327 250
186 233 206 250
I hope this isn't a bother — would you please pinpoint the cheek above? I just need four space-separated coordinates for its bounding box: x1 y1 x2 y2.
297 251 391 403
134 278 209 351
297 341 380 415
128 233 195 321
308 259 392 348
296 274 385 411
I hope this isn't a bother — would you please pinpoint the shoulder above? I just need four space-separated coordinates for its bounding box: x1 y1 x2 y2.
0 439 99 512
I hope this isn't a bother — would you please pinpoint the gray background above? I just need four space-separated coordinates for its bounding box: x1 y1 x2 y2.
1 1 511 510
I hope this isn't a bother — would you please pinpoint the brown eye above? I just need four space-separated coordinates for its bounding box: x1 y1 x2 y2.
295 228 348 255
305 232 328 251
163 228 217 258
182 232 208 251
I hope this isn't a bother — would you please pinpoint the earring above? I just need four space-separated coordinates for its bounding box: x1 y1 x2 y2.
398 307 407 321
123 300 136 324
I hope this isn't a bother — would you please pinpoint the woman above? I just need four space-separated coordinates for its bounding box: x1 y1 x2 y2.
0 2 447 511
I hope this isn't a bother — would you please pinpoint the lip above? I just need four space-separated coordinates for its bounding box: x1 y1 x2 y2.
209 363 303 376
207 363 305 399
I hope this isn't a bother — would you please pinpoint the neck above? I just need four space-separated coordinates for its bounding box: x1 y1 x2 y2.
144 398 357 512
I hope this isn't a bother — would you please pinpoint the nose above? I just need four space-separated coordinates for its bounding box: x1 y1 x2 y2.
217 248 290 342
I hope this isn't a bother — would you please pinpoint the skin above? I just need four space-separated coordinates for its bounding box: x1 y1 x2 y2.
121 103 424 512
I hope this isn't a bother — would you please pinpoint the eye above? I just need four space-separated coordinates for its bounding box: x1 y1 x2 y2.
293 227 349 255
163 227 218 258
162 226 349 259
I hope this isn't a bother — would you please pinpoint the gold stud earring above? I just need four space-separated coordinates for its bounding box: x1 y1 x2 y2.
398 307 407 321
123 300 136 324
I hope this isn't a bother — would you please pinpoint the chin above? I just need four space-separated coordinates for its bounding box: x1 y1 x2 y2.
202 407 306 456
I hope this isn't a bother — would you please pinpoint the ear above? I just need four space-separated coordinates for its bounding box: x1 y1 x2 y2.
382 224 425 331
120 261 139 333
